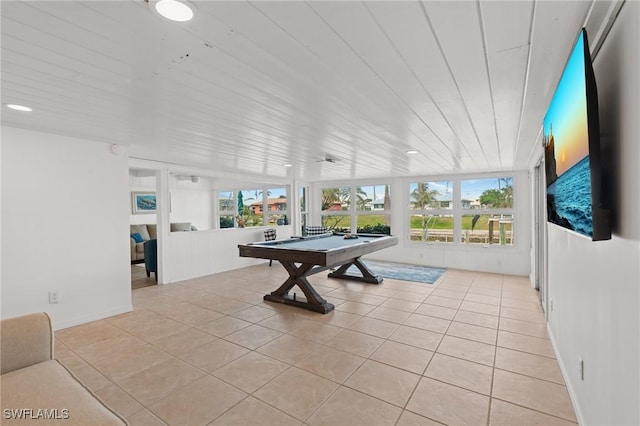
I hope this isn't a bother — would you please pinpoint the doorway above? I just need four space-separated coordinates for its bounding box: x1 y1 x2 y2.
129 168 159 290
534 159 548 316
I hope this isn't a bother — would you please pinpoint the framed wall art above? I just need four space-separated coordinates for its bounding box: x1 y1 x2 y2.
132 192 156 214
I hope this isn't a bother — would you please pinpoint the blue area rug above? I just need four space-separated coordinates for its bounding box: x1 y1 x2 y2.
350 260 446 284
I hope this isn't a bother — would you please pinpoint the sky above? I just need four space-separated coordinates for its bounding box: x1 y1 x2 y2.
219 187 287 207
543 30 590 177
222 179 513 207
408 178 512 201
359 185 388 201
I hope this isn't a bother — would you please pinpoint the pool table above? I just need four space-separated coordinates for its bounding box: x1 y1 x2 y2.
238 233 398 313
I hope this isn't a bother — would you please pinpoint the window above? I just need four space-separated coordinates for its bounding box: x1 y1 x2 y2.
409 214 454 242
356 185 391 234
460 214 515 245
300 186 308 234
321 187 351 231
218 187 289 228
320 185 391 234
321 187 350 212
218 191 235 228
265 187 287 225
460 177 514 245
461 177 513 209
409 181 454 243
409 181 453 210
322 214 352 232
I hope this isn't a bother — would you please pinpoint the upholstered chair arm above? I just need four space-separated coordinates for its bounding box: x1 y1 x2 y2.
130 237 136 259
0 312 54 374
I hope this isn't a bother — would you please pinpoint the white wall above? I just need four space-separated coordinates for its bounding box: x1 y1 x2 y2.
545 3 639 424
169 176 215 231
1 127 132 330
167 225 294 282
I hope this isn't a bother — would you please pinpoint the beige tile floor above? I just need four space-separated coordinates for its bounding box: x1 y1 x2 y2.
55 264 578 426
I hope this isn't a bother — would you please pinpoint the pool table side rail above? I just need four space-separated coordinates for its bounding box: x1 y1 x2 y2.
238 235 398 267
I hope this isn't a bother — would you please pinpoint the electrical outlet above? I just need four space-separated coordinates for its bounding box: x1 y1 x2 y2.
578 357 584 380
48 290 60 304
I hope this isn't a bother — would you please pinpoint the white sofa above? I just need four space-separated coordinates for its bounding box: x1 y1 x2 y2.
0 313 127 425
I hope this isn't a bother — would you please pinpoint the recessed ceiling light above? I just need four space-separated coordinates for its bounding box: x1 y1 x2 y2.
6 104 32 112
406 149 418 154
283 164 293 168
155 0 193 22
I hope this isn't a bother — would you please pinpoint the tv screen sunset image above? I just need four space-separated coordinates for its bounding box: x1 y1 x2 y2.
544 31 593 237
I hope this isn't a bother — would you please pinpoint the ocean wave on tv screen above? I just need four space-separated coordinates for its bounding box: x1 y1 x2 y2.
547 156 592 237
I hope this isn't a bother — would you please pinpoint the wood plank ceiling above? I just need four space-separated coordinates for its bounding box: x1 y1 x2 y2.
1 1 617 181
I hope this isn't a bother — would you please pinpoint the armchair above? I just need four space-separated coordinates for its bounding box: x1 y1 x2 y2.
143 239 157 281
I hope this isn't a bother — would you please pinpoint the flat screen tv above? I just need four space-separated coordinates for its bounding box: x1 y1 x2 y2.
543 28 610 241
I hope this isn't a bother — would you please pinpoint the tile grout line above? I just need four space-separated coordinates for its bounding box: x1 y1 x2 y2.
486 273 505 426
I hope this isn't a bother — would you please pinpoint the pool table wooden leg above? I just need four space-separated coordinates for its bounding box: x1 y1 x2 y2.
264 261 335 314
328 258 383 284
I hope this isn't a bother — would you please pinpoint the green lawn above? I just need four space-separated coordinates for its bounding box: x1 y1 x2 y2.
356 215 389 227
324 214 499 231
409 215 512 231
409 215 453 230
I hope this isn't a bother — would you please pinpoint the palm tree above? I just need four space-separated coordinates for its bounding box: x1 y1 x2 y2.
355 187 370 211
321 188 348 230
411 183 441 241
321 188 342 211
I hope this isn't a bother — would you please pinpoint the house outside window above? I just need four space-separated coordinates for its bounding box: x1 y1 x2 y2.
265 187 287 225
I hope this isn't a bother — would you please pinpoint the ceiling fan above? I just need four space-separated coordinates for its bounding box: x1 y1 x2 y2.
315 154 339 164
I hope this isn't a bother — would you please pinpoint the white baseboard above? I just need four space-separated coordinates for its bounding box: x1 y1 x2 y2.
52 304 133 331
547 323 585 426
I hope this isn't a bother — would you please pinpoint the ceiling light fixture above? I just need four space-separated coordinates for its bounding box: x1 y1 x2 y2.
155 0 193 22
283 164 293 168
6 104 32 112
406 149 418 154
